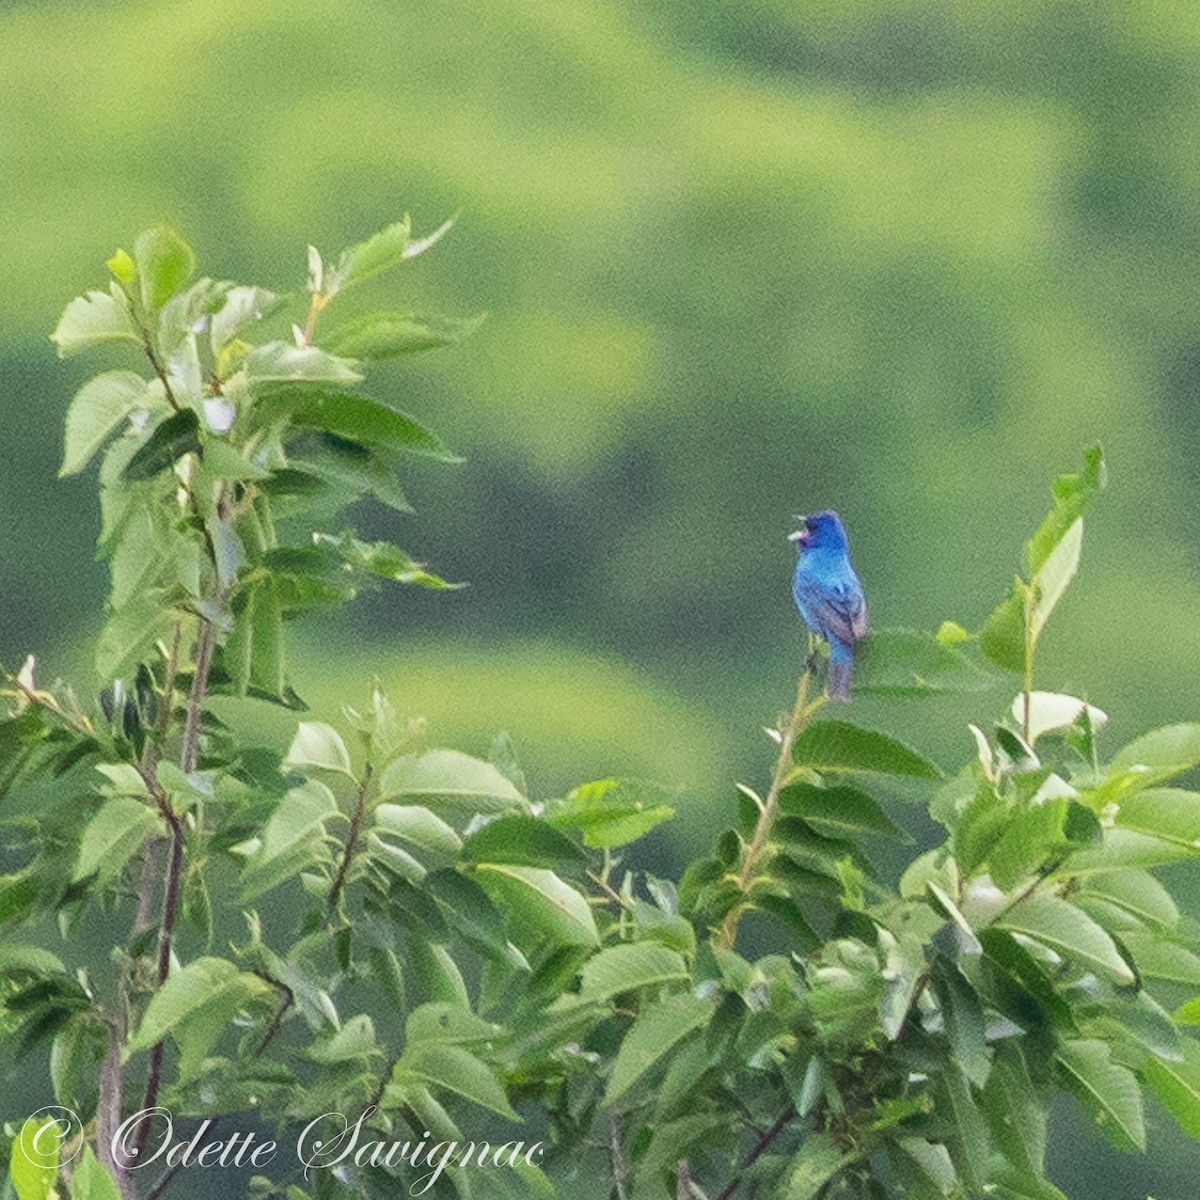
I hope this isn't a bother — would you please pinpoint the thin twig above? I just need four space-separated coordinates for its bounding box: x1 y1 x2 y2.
677 1161 692 1200
0 659 94 736
328 763 374 912
180 620 216 774
719 662 820 948
611 1114 630 1200
253 970 296 1054
139 811 184 1140
141 328 182 414
714 1105 797 1200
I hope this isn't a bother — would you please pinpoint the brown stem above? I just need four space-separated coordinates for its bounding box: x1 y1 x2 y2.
138 811 184 1146
252 970 296 1054
141 329 182 414
611 1114 630 1200
138 611 217 1140
719 666 819 948
715 1105 797 1200
180 620 216 774
96 1030 131 1196
676 1161 692 1200
328 763 374 912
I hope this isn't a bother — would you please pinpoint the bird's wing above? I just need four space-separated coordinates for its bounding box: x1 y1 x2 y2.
797 574 868 646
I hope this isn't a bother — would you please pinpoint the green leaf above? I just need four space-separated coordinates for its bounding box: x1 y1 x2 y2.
225 578 284 699
979 582 1026 674
405 1002 500 1046
887 1138 958 1200
210 285 278 355
1144 1038 1200 1141
374 804 462 857
1029 518 1082 641
981 1046 1046 1176
128 956 269 1055
71 1148 123 1200
791 720 940 779
122 408 201 482
134 226 196 311
783 1132 849 1200
94 592 175 686
475 864 599 948
578 943 689 1004
1120 931 1200 984
940 1064 992 1192
1025 445 1106 576
994 894 1134 984
1111 788 1200 850
397 1041 518 1121
283 721 355 779
254 387 458 461
991 1168 1070 1200
308 1014 378 1064
1108 724 1200 785
546 778 675 849
73 796 159 885
325 311 483 359
1076 870 1179 931
246 341 363 386
378 750 528 821
9 1116 60 1200
988 799 1071 890
0 709 49 801
1054 1038 1145 1152
1066 828 1195 874
311 532 457 589
239 779 339 900
630 1113 728 1200
778 781 909 842
425 869 516 964
0 945 66 979
462 814 586 870
329 216 453 293
1014 691 1108 743
283 437 412 512
60 371 150 477
50 285 139 357
935 962 990 1088
605 991 712 1105
852 628 993 696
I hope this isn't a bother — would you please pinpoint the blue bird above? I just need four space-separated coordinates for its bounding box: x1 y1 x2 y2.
790 510 868 701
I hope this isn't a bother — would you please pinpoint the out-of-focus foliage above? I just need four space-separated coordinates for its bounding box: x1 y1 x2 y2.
2 3 1200 1193
4 307 1200 1200
2 1 1198 786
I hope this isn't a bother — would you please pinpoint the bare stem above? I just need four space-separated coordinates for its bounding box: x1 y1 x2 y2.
328 763 374 912
719 664 819 948
141 328 182 414
181 620 216 774
1022 587 1035 745
611 1115 630 1200
714 1105 797 1200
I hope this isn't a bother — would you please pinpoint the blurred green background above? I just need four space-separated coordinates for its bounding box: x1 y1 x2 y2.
2 0 1199 1192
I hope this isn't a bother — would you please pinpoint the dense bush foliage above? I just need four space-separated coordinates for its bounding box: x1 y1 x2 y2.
4 229 1200 1200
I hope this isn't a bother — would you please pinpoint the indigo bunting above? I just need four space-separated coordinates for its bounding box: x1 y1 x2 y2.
789 510 868 701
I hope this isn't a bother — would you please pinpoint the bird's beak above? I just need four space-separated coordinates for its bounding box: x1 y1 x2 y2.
788 515 808 545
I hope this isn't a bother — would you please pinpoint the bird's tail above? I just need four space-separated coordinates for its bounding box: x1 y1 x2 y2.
827 642 854 702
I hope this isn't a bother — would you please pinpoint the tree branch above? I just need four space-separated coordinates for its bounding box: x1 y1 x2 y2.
714 1105 797 1200
719 662 820 948
328 763 374 912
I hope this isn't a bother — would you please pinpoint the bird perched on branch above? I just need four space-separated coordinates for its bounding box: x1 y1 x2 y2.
789 510 868 701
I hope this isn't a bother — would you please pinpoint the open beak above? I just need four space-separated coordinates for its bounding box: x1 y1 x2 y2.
788 515 809 545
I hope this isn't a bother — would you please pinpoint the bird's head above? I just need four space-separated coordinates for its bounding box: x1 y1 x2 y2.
788 509 849 551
